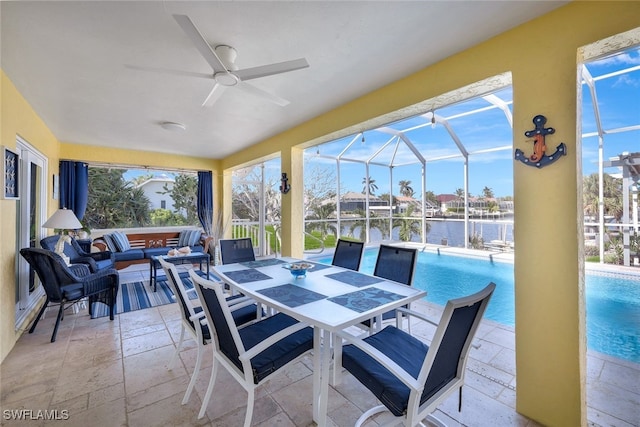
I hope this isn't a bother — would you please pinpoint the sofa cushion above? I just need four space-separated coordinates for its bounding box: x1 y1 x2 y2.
111 231 131 252
179 229 201 247
143 247 172 258
113 249 145 262
102 234 119 252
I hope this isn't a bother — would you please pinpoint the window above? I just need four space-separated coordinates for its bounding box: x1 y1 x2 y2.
85 166 199 230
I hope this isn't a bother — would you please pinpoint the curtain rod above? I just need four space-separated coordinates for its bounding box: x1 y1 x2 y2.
62 160 207 174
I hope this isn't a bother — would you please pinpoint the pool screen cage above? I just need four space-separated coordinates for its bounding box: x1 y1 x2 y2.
302 52 639 265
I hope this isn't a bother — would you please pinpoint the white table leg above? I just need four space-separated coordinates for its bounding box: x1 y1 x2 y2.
319 328 330 426
332 332 343 386
312 327 321 423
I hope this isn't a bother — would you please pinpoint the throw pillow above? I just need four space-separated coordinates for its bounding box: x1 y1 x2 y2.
179 229 201 247
102 234 119 252
111 231 131 252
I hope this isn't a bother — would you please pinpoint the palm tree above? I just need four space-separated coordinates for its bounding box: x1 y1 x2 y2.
399 180 414 197
347 208 368 241
482 186 494 199
583 173 623 219
306 202 337 239
362 177 378 195
394 205 424 241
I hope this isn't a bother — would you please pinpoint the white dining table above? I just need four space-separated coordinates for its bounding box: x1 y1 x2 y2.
212 257 427 427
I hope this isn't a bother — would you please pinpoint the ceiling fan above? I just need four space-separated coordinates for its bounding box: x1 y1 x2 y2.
173 14 309 107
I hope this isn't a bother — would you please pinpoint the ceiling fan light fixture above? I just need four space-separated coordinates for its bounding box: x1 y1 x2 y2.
160 121 186 132
431 110 436 129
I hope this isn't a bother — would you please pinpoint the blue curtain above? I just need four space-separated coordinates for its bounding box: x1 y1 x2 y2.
197 171 213 235
59 161 89 220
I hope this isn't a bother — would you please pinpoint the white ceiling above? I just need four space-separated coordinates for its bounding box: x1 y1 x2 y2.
1 1 567 160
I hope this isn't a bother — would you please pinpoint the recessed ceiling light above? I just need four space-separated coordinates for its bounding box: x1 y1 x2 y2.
160 121 186 132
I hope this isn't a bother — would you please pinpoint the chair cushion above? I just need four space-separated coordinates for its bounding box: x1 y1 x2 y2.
93 258 115 271
60 283 85 301
179 229 201 247
111 231 131 252
238 313 313 384
226 294 261 327
342 326 429 417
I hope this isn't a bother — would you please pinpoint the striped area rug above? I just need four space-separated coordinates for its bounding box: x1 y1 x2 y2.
91 274 198 318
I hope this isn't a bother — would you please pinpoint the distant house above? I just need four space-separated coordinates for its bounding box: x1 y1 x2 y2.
135 174 175 211
339 191 387 212
394 196 423 215
437 194 459 213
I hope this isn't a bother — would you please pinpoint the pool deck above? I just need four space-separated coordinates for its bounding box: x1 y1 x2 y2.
0 261 637 426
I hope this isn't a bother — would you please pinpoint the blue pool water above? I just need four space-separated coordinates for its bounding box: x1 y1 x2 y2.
316 248 640 363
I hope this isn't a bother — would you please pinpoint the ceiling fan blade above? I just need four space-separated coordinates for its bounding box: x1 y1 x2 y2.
125 64 212 80
173 14 227 74
236 82 290 107
202 83 225 107
234 58 309 81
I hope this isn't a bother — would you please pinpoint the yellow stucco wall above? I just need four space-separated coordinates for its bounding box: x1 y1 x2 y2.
1 2 639 426
0 71 60 361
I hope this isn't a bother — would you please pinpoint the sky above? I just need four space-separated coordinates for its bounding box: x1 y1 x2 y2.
301 47 640 199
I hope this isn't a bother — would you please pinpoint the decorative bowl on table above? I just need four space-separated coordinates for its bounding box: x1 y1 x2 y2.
168 246 191 257
283 262 314 279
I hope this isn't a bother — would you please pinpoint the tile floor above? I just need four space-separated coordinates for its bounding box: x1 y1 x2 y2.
1 265 638 427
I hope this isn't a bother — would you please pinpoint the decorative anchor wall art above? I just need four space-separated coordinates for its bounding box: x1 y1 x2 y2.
515 114 567 168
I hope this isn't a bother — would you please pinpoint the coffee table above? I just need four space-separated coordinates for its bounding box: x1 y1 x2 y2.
150 251 210 291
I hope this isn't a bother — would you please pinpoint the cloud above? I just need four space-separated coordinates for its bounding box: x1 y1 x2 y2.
612 74 640 88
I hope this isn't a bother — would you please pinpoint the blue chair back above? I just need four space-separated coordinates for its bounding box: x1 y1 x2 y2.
219 238 255 265
373 245 417 286
332 239 364 271
20 248 69 302
193 278 242 369
160 258 208 340
41 235 81 259
418 283 495 405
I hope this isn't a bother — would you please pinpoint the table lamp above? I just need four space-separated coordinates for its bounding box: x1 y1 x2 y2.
42 208 83 264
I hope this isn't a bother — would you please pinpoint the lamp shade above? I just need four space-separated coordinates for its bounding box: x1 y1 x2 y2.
42 208 82 230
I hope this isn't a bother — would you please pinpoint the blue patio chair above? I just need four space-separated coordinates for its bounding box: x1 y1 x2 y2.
219 237 255 264
159 258 260 406
361 245 418 332
331 238 365 271
41 235 115 273
189 270 313 425
338 282 496 427
19 247 119 342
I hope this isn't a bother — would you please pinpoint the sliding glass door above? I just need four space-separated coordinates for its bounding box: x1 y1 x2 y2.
15 137 47 326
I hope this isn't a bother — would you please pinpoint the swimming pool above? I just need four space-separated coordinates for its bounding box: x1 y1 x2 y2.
315 248 640 363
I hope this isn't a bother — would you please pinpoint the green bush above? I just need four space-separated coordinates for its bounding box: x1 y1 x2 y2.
584 245 600 257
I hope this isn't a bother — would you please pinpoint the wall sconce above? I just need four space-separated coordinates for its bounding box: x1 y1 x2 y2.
280 172 291 194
